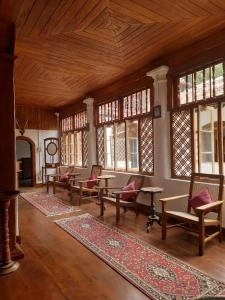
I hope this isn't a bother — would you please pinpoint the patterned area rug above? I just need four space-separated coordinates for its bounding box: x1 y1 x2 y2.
55 213 225 299
21 192 80 217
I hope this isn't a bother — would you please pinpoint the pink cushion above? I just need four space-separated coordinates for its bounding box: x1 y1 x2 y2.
59 172 69 183
122 181 137 202
189 188 213 214
86 174 97 189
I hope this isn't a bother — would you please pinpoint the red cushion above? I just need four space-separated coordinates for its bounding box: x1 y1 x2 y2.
189 188 212 214
86 174 97 189
59 172 69 183
122 181 137 202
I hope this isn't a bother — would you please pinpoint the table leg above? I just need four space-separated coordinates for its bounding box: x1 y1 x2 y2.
105 179 109 196
146 193 161 232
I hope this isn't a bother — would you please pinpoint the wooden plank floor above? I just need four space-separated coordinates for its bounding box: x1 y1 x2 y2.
1 187 225 300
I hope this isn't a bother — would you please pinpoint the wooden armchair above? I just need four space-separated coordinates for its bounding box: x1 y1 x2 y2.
160 173 224 256
70 165 102 205
98 175 144 224
46 166 79 194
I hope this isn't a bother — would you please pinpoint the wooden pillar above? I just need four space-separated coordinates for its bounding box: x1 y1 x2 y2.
0 20 23 261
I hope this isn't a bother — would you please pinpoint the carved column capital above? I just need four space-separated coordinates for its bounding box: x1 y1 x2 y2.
146 65 169 82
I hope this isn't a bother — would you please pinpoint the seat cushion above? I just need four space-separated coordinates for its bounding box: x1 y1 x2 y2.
59 172 69 182
189 188 212 213
122 181 136 202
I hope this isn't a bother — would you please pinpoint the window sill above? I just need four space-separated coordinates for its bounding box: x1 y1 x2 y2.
103 169 153 178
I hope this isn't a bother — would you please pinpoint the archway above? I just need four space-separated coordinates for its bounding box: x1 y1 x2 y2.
16 136 36 187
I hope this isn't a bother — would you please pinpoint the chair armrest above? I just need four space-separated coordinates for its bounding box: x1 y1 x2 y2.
112 190 140 195
195 200 223 212
160 194 189 202
96 186 123 190
78 179 101 184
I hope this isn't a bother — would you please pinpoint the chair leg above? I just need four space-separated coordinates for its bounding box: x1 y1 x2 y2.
116 203 120 224
199 214 205 256
70 189 73 202
135 204 139 217
100 197 104 217
161 213 167 240
47 181 49 193
53 182 56 194
219 225 223 242
79 189 82 206
116 207 120 224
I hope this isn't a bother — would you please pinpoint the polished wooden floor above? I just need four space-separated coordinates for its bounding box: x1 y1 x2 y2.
1 187 225 300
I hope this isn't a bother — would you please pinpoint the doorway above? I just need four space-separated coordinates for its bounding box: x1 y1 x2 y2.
16 136 36 187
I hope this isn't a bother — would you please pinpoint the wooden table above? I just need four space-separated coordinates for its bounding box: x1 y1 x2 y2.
97 175 116 195
141 187 163 232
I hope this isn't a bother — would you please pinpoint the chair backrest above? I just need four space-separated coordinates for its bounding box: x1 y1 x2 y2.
188 173 224 213
127 175 144 193
58 165 75 175
90 165 102 179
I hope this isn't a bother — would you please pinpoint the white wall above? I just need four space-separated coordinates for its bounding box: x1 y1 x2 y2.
16 129 58 183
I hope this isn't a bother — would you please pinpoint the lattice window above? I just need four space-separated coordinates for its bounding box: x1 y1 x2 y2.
171 109 192 177
140 116 154 174
60 135 65 165
97 126 104 166
82 130 88 167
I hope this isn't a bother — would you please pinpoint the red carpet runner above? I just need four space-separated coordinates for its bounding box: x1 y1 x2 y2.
55 213 225 299
21 192 80 217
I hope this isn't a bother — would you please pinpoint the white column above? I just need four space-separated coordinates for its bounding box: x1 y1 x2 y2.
83 97 96 172
146 66 170 185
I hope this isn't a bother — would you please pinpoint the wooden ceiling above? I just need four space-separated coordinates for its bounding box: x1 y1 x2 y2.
2 0 225 108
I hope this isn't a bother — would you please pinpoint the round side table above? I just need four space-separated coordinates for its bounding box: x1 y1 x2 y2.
141 187 163 232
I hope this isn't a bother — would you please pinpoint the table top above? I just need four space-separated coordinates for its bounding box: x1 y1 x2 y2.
141 187 163 193
97 175 116 179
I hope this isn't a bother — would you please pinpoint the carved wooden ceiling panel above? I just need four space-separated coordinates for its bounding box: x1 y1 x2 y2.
2 0 225 107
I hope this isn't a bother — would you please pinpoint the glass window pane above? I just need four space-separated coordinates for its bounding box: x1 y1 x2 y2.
132 93 136 116
187 74 193 103
215 63 224 96
105 125 114 169
128 96 132 117
193 108 199 173
123 97 127 118
147 88 151 112
65 134 69 165
75 132 82 166
69 133 75 165
198 105 218 174
222 103 225 175
196 70 203 101
179 76 186 104
137 92 141 115
126 120 139 172
141 90 146 113
205 67 211 99
115 123 126 170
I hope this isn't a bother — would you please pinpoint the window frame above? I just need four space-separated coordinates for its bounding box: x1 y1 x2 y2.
95 87 154 175
171 59 225 179
60 110 88 168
